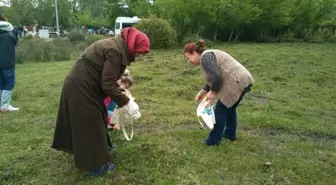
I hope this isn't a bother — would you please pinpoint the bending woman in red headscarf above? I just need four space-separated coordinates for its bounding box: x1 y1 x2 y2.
51 28 150 176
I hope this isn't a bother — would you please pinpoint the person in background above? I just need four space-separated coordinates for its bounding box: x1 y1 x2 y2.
0 12 20 112
184 39 254 146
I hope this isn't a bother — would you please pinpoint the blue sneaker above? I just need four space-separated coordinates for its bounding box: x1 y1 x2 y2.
87 162 116 176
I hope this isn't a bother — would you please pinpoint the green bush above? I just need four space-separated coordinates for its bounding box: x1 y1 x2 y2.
86 34 106 46
52 38 75 61
135 16 176 49
15 39 54 62
255 34 280 43
304 31 325 43
181 34 214 47
68 28 86 43
279 31 303 42
15 45 26 64
23 34 34 40
302 28 336 43
306 36 325 43
15 38 75 62
75 41 88 51
327 34 336 43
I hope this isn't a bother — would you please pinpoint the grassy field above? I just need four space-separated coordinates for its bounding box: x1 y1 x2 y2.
0 43 335 185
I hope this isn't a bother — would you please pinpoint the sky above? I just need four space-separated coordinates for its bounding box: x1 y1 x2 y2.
0 0 9 6
0 0 154 7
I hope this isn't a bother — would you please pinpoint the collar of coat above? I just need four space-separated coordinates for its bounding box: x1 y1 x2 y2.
113 35 134 66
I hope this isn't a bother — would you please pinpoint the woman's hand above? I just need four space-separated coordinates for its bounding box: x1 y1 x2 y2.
195 90 207 102
195 93 203 101
206 91 217 103
118 86 126 91
112 124 121 130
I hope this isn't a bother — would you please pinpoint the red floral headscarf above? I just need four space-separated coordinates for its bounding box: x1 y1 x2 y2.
121 27 150 57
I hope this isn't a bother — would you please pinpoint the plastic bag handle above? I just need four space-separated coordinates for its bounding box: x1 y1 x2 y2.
198 116 205 129
120 108 134 141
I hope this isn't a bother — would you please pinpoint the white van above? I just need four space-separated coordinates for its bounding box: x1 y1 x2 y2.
114 16 141 35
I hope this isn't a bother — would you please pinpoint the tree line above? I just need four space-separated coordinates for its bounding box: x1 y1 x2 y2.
1 0 336 42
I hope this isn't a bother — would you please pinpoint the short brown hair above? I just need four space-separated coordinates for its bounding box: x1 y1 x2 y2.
184 39 206 54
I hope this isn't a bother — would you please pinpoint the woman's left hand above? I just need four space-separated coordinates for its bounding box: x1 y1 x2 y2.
206 91 217 103
112 124 121 130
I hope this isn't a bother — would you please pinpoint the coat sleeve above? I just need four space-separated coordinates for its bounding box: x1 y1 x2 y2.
200 52 221 92
203 84 210 92
12 28 19 46
101 49 130 107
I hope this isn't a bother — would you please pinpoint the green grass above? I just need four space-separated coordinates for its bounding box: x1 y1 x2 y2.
1 43 336 185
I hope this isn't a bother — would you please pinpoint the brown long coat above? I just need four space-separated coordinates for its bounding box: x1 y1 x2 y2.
201 49 254 108
51 36 132 171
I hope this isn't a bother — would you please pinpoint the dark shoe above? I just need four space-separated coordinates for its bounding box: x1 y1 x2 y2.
87 162 116 176
222 133 236 141
223 136 236 141
201 139 220 146
108 144 117 152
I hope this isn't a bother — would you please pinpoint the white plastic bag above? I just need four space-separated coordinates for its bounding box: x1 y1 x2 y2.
109 90 139 141
196 98 216 129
